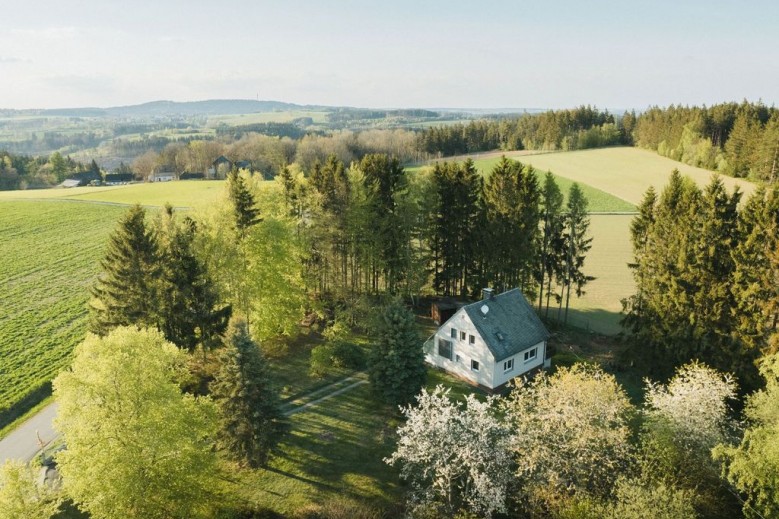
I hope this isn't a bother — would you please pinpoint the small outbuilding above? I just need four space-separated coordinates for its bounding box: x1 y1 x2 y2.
424 288 550 391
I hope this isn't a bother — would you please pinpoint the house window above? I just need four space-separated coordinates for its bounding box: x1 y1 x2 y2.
504 359 514 372
524 348 537 362
471 360 480 372
451 327 457 339
460 331 466 341
455 354 462 363
438 338 453 360
469 334 475 345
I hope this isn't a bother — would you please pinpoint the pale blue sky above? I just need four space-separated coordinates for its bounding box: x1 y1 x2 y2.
1 0 776 110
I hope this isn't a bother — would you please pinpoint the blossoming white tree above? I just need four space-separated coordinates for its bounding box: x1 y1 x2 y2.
385 386 512 518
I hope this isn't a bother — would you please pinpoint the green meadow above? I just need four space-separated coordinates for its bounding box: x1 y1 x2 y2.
0 180 226 209
0 201 126 426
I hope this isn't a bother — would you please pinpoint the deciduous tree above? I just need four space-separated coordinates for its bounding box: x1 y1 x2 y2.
54 327 222 519
501 364 634 507
385 386 512 518
0 460 61 519
715 351 779 519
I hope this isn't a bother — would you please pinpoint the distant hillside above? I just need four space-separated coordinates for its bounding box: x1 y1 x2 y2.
0 99 333 118
104 99 329 117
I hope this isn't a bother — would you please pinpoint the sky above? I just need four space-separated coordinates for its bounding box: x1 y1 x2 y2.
0 0 777 110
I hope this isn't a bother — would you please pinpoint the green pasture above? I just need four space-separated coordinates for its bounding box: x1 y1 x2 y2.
0 201 125 424
0 180 227 209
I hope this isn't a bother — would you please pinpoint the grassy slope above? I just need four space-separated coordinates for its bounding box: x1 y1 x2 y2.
511 146 758 205
407 158 637 213
0 201 126 416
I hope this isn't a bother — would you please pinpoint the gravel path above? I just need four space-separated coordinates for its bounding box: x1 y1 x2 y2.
0 402 59 464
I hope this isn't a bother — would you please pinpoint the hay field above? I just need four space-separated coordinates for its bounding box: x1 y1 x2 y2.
510 146 757 205
0 180 226 209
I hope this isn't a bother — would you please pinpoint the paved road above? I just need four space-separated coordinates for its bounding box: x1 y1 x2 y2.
0 402 59 464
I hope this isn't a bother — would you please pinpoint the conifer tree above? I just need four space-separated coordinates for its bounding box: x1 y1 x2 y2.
210 319 286 467
157 210 231 353
89 204 160 336
482 156 541 294
228 169 261 238
622 186 657 328
561 183 593 323
368 299 426 406
537 172 565 315
430 160 483 296
360 154 409 294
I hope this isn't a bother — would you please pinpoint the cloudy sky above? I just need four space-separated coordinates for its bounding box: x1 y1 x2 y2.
1 0 777 110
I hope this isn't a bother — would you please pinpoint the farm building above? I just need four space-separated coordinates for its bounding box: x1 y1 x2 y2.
431 297 460 325
424 288 549 390
208 156 232 179
150 171 176 182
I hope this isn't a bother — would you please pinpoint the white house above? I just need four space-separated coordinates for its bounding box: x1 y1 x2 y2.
424 288 550 390
150 171 175 182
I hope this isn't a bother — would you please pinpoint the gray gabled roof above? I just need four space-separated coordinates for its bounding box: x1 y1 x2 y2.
463 288 550 362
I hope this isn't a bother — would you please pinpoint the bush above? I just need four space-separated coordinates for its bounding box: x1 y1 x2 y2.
309 341 365 378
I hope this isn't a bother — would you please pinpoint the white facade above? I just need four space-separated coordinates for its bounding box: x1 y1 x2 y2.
425 308 546 390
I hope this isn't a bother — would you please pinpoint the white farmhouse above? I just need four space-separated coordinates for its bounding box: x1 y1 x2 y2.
424 288 550 390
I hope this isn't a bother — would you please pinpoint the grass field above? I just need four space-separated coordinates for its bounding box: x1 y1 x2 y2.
0 201 125 425
408 158 637 213
0 180 226 209
509 146 758 205
553 215 634 334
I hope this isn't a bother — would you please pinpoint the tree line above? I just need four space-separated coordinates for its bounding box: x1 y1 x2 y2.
631 101 779 182
623 171 779 391
282 154 592 323
417 106 625 156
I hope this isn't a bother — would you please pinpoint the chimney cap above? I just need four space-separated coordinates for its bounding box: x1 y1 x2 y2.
482 288 495 300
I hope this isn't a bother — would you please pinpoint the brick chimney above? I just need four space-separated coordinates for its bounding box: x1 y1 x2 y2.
482 288 494 300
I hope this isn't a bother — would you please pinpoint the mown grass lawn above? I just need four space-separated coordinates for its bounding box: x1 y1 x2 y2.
237 330 479 516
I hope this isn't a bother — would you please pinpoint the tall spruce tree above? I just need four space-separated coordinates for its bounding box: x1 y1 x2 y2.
157 209 231 353
537 172 565 315
360 154 409 294
89 204 160 336
561 183 593 323
482 156 541 294
228 169 261 238
368 299 426 406
210 319 286 467
430 160 483 297
622 186 657 329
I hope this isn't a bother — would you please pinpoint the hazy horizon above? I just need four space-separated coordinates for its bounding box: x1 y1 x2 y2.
1 0 777 111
